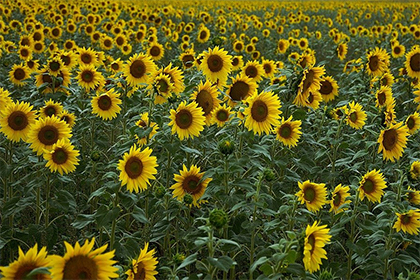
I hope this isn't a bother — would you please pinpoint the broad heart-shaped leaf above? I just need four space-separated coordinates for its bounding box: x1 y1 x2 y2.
176 253 198 271
132 205 150 224
207 256 235 272
95 205 121 228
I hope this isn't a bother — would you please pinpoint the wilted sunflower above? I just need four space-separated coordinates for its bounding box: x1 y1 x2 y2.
407 187 420 205
76 64 105 91
275 116 302 147
378 122 409 162
135 112 159 146
405 112 420 134
39 99 63 119
43 138 79 175
405 47 420 79
346 101 367 129
190 80 220 125
393 209 420 235
170 164 212 207
126 243 158 280
48 238 118 280
366 47 390 77
296 180 328 212
375 86 394 108
225 74 257 107
241 60 264 83
319 76 339 102
244 91 282 135
91 89 122 120
329 184 351 214
27 116 72 156
337 43 348 60
410 161 420 180
358 169 387 203
169 101 205 140
0 101 37 142
200 46 232 85
0 244 50 280
123 53 157 87
9 63 30 86
211 104 232 127
118 145 158 193
303 221 331 273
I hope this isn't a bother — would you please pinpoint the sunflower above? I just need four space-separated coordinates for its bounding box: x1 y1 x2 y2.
346 101 367 130
0 101 37 143
366 47 390 77
244 91 281 135
48 238 118 280
405 112 420 134
294 66 325 107
135 112 159 146
170 164 212 207
303 221 331 273
100 35 114 51
149 73 175 104
9 64 30 86
197 25 210 43
211 104 232 127
18 45 32 61
0 88 13 112
190 80 220 125
275 116 302 147
168 101 205 140
358 169 387 203
26 59 40 74
58 51 78 70
393 209 420 235
76 64 105 91
329 184 351 214
329 107 345 120
378 122 409 162
375 86 394 108
410 161 420 180
179 49 195 69
296 180 327 212
305 91 322 110
27 116 72 156
231 55 244 71
91 89 122 120
233 40 244 53
277 39 289 54
161 63 185 94
383 101 397 127
337 43 348 60
43 138 79 175
407 187 420 205
118 145 158 193
126 243 158 280
241 60 264 83
147 42 165 61
39 99 64 119
200 46 232 85
405 47 420 79
123 53 157 87
77 47 99 66
319 76 339 102
261 59 277 78
0 244 50 280
58 110 76 128
297 52 316 69
225 74 257 107
392 43 405 58
46 57 65 77
379 72 395 88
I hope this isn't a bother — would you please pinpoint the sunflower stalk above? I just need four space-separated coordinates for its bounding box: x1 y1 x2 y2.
331 117 344 186
347 190 360 280
249 173 263 280
44 172 51 229
110 191 120 251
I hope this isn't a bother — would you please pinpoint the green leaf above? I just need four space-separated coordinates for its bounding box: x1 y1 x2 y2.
71 213 95 229
284 263 306 277
391 253 420 266
132 205 150 224
95 205 121 228
217 239 241 249
53 190 77 213
0 238 6 250
177 253 198 271
207 256 235 272
180 144 202 156
25 267 51 278
250 256 268 273
259 263 273 276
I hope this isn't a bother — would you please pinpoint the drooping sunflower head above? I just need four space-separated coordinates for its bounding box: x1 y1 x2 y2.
200 46 232 84
27 115 72 156
275 116 302 148
168 101 206 140
244 91 282 135
303 221 331 273
225 74 257 107
190 80 220 125
170 164 212 207
0 244 51 280
377 122 409 162
358 169 387 203
329 184 351 214
405 46 420 79
319 76 339 103
393 209 420 235
296 180 328 212
346 101 367 130
366 47 390 77
39 99 64 119
125 243 158 280
123 53 157 87
0 100 37 143
48 238 118 280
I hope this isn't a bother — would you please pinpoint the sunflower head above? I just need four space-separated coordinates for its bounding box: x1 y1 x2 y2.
296 180 328 212
168 101 205 140
393 209 420 235
377 122 409 162
303 221 331 273
126 243 158 280
358 169 387 203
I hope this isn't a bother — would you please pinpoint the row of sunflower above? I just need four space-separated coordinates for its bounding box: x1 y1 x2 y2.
0 0 420 279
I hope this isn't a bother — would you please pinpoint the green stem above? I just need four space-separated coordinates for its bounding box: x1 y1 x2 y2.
331 117 344 186
45 173 51 228
110 191 120 250
224 156 229 195
347 191 360 280
250 174 263 280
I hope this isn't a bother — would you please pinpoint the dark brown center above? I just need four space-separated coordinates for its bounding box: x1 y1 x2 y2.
251 100 268 122
382 128 397 151
38 125 59 145
410 53 420 72
175 109 193 129
229 81 250 101
98 95 112 110
207 54 223 72
8 111 28 131
124 157 143 179
130 60 146 79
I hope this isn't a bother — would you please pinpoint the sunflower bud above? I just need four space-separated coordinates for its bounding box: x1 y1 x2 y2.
183 193 194 205
318 269 334 280
218 138 234 155
90 150 100 161
263 168 275 182
209 209 228 229
173 253 186 264
154 185 166 198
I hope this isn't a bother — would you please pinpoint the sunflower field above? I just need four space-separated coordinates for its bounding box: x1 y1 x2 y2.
1 0 420 279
